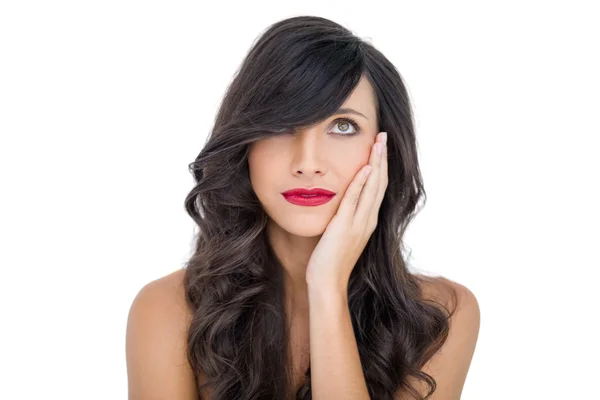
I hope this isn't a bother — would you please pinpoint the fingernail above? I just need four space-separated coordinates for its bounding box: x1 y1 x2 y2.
381 132 387 144
376 142 383 156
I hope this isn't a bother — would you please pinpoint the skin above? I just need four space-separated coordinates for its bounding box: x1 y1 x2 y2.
125 270 480 400
247 75 379 318
125 75 480 400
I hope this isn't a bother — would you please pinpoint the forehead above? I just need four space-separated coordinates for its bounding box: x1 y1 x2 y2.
340 76 377 121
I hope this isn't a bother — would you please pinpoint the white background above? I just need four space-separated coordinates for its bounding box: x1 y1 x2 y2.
1 1 598 399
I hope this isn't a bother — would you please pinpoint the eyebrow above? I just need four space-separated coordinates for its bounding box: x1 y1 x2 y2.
334 107 368 121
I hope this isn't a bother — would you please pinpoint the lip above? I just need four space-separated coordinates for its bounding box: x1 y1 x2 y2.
282 188 336 196
281 188 336 207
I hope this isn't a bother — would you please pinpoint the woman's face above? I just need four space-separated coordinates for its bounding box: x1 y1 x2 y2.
248 76 380 237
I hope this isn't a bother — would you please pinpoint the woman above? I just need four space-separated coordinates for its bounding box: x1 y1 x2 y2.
126 15 480 400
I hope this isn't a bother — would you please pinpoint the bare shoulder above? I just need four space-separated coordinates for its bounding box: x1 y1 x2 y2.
398 274 480 400
414 274 480 343
126 269 198 400
414 274 479 316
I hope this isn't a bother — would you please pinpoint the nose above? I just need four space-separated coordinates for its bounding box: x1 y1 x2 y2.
290 128 328 177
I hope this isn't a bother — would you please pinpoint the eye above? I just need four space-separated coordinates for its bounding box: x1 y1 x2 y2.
330 117 361 136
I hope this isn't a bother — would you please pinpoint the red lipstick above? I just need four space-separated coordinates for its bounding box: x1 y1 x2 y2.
281 188 336 206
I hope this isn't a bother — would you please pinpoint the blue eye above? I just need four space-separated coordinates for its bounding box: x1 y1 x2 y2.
330 117 360 136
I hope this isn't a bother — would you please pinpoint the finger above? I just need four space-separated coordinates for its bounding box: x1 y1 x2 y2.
336 163 372 218
355 133 385 223
375 132 388 206
368 133 388 228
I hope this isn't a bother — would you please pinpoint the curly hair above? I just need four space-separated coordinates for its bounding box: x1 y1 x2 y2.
182 15 457 400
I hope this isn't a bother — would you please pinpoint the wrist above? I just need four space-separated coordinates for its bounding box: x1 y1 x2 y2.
307 279 348 302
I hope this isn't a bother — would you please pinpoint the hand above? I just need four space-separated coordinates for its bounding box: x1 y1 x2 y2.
305 131 389 290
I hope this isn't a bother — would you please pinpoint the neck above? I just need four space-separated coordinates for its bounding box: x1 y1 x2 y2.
266 219 319 316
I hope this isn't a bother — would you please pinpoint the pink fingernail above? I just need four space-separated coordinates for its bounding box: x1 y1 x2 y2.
363 166 372 176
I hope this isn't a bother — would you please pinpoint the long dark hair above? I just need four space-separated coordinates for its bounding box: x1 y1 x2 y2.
182 15 457 400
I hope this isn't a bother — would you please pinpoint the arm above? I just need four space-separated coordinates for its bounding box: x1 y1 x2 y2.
307 281 371 400
125 273 199 400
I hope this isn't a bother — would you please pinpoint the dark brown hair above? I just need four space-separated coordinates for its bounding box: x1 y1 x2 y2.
182 15 457 400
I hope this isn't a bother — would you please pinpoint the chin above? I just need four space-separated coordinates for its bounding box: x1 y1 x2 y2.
274 214 331 237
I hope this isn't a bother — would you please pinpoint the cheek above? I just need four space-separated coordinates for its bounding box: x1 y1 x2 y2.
331 147 371 185
248 159 266 192
247 150 263 193
248 148 280 197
